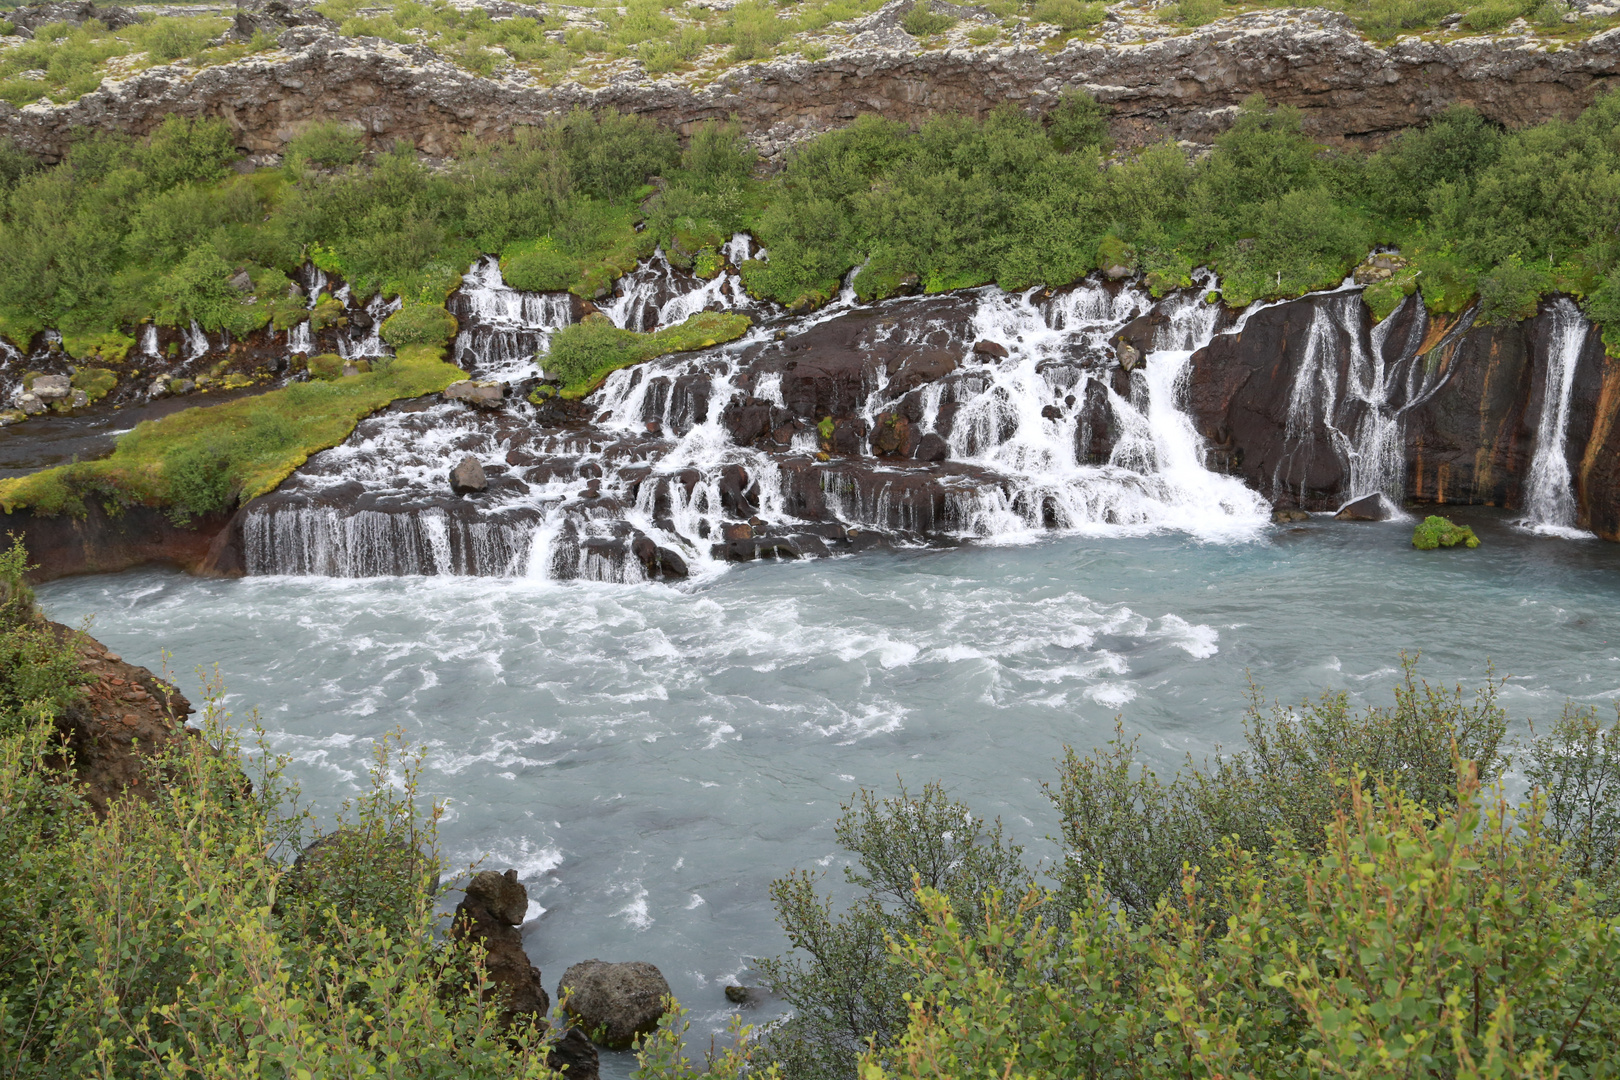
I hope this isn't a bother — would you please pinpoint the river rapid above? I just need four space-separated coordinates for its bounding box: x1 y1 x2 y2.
36 508 1620 1075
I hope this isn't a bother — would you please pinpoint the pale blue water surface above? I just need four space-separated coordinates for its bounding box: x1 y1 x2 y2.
37 508 1620 1074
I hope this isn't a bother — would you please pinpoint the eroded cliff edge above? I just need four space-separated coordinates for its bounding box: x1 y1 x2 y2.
2 6 1618 160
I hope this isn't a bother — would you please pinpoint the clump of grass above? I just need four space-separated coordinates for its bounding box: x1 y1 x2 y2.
1412 515 1481 549
1031 0 1106 31
901 3 957 35
0 345 462 520
547 311 750 398
1164 0 1223 26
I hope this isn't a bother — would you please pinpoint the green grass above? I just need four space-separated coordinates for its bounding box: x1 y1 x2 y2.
549 311 751 398
0 345 462 519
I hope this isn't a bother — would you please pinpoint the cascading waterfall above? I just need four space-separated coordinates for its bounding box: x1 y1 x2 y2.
1278 292 1474 513
139 324 160 358
240 247 1335 582
1521 298 1592 537
449 256 574 380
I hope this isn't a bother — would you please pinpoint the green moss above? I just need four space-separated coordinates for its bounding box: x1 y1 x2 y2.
817 416 834 441
1412 515 1481 550
306 353 344 380
502 241 577 292
549 310 751 398
61 329 136 363
693 247 724 279
1363 269 1421 322
0 345 461 519
69 367 118 403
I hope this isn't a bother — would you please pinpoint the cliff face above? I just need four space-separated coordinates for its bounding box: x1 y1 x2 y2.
2 9 1617 161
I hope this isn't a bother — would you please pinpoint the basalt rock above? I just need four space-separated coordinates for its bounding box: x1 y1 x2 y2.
557 960 672 1050
452 869 550 1028
1334 493 1390 520
450 454 488 495
2 9 1619 163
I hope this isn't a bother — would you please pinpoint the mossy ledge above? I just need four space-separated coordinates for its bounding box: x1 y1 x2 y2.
0 344 462 521
546 311 753 399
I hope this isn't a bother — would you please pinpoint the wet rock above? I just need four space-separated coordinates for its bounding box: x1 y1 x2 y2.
1116 340 1142 372
29 374 70 401
888 348 959 396
445 379 506 409
558 960 672 1051
724 985 752 1004
914 432 949 462
630 534 689 579
1334 493 1389 521
718 463 758 516
168 378 195 395
1272 507 1310 523
452 869 550 1028
17 392 45 416
449 455 487 495
1041 404 1063 420
829 417 869 456
973 339 1009 359
545 1027 601 1080
872 411 914 457
0 408 25 426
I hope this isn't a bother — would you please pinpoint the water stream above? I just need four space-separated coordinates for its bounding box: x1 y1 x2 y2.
1522 298 1592 538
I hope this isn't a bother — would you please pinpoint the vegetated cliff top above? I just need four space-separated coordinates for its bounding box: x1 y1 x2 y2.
0 0 1618 159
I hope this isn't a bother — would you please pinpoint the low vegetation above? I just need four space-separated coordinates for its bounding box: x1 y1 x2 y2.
0 344 462 520
1413 513 1483 548
747 658 1620 1080
545 310 752 398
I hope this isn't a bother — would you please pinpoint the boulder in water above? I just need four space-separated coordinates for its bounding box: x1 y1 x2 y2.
444 379 506 409
973 339 1009 359
914 433 949 462
558 960 672 1050
29 374 70 402
1334 494 1389 521
545 1027 601 1080
1412 515 1480 550
17 392 44 416
1272 507 1310 524
1116 340 1142 372
449 455 487 495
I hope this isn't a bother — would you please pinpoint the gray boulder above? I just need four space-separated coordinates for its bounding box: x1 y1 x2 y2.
444 379 506 409
558 960 672 1050
29 374 70 401
17 393 44 416
449 455 487 495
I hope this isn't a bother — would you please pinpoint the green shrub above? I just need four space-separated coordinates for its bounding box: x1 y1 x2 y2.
1476 255 1550 324
380 302 459 348
545 310 750 396
1045 88 1109 153
1412 514 1481 549
1031 0 1105 30
900 3 956 35
1166 0 1222 25
131 15 226 61
286 120 365 168
1462 0 1533 29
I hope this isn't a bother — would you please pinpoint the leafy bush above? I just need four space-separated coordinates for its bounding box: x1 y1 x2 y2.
129 15 229 61
1045 88 1109 153
0 538 88 735
286 120 365 168
1476 254 1551 324
380 301 459 347
1412 514 1482 548
1166 0 1222 25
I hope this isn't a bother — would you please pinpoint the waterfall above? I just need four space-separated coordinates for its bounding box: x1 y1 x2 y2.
139 324 160 358
1277 294 1473 514
240 247 1294 582
336 294 399 360
183 321 211 361
1521 298 1592 537
449 256 574 381
287 321 313 355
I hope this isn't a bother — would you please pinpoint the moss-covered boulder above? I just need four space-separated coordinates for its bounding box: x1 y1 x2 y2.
1412 515 1480 550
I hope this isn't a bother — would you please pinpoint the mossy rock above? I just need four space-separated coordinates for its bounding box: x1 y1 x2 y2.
310 296 347 332
1412 515 1480 550
307 353 345 380
693 247 724 280
70 367 118 403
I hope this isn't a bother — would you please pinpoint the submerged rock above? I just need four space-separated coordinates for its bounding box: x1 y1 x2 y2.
558 960 672 1050
449 455 487 495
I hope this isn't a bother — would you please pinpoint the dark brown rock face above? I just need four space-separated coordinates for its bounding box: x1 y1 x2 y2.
3 10 1615 162
1 503 237 583
1186 292 1617 523
452 869 550 1027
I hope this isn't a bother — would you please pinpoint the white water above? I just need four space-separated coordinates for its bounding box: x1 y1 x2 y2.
1279 294 1474 515
1522 298 1593 538
451 256 575 382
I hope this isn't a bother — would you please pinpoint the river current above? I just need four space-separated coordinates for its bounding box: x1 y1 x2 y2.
36 509 1620 1075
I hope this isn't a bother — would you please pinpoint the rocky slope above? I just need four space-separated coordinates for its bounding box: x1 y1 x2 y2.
2 1 1618 160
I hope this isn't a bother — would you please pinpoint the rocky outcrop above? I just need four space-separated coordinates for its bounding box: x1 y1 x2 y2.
2 9 1618 162
45 623 196 816
451 869 551 1027
557 959 672 1050
0 502 239 583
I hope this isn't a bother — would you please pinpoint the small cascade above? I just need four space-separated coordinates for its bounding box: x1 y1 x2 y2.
1277 293 1474 513
448 256 574 381
336 294 399 360
139 324 160 359
599 234 767 333
1521 298 1592 537
183 321 211 361
287 321 314 356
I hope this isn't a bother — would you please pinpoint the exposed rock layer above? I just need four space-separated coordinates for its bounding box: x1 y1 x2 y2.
2 13 1618 161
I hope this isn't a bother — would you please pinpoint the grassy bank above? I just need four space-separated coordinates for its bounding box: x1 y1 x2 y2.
0 344 462 520
545 310 753 399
